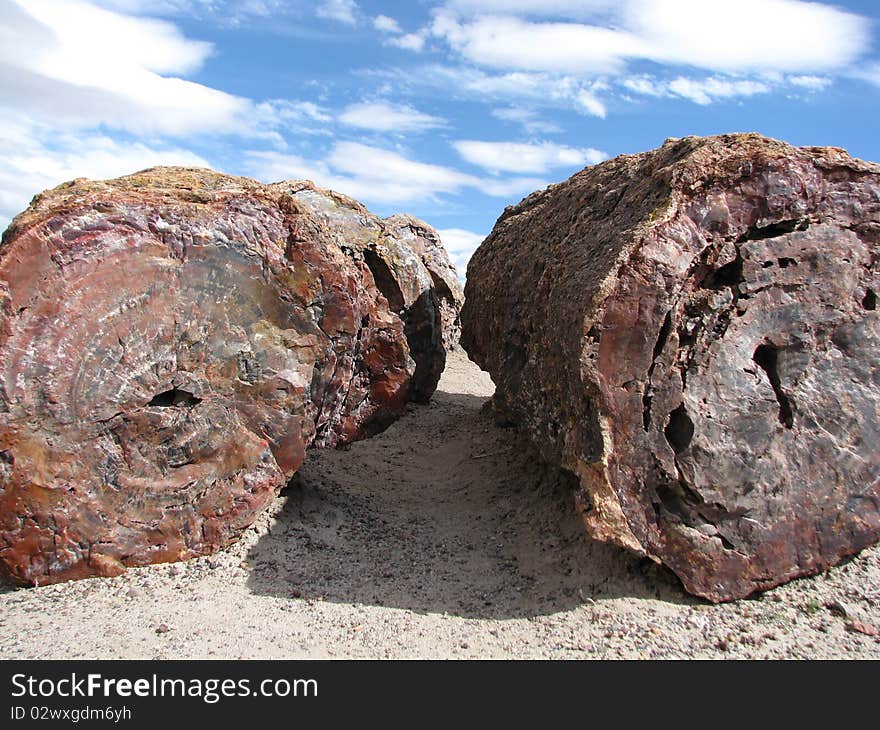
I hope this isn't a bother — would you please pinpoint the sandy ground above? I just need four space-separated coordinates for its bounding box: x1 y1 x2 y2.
1 350 879 659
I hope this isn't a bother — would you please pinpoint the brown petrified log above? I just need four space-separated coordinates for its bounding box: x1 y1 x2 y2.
461 133 880 601
0 167 459 585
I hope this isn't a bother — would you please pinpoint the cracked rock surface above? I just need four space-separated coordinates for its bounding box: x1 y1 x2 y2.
462 133 880 601
0 167 459 586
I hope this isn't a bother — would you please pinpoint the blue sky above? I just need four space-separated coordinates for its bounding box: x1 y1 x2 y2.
2 0 880 276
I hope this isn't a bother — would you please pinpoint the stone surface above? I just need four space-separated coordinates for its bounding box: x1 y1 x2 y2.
274 184 463 400
382 214 465 352
462 133 880 602
0 167 459 586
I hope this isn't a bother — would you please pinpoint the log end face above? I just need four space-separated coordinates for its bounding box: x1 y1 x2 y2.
0 169 436 585
462 133 880 601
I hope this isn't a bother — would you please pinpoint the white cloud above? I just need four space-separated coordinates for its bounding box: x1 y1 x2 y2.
245 142 544 207
387 32 427 52
625 0 868 73
260 99 332 124
666 76 770 105
441 0 616 18
372 11 427 51
575 89 607 118
437 227 486 280
92 1 218 15
93 0 299 26
852 62 880 87
328 142 471 195
430 0 869 76
787 74 832 91
622 74 772 105
315 0 358 25
373 14 401 33
246 144 473 205
454 140 607 174
431 12 640 74
388 65 611 120
491 107 561 134
0 117 210 229
622 76 667 97
479 176 547 198
339 102 444 132
0 0 254 137
0 0 347 229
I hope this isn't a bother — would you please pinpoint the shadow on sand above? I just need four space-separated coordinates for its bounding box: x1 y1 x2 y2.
245 387 693 619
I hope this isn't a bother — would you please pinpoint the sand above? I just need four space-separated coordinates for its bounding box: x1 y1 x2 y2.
1 350 879 659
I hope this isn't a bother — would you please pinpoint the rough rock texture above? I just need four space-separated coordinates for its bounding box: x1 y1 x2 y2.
462 134 880 602
0 167 460 586
279 186 463 398
382 214 464 352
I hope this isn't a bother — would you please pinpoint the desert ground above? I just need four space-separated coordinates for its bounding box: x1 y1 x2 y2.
1 350 878 659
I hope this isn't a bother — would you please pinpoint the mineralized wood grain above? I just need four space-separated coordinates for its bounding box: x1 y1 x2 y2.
462 134 880 601
0 167 459 585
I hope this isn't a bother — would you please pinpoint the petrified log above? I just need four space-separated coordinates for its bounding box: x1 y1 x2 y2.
382 214 465 352
462 134 880 601
0 167 459 585
274 183 463 399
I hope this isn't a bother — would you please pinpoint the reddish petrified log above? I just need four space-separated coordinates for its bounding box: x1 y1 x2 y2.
0 167 459 585
462 134 880 601
275 183 463 399
382 214 464 353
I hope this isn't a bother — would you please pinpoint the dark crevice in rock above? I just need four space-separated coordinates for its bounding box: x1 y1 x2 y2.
700 251 744 290
643 309 673 430
363 248 405 314
652 309 674 362
426 268 455 308
737 218 806 243
148 388 201 408
664 404 694 453
655 482 690 521
753 344 794 429
864 287 877 311
402 289 444 404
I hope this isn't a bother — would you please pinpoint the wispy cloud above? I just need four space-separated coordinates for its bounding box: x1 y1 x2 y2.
372 10 427 51
787 75 833 91
245 142 544 207
369 65 612 119
430 0 869 74
666 77 770 105
315 0 358 25
491 107 561 134
372 13 401 33
454 140 607 174
339 101 444 132
387 32 428 52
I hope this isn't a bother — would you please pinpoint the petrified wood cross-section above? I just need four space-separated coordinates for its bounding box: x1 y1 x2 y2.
0 167 460 585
